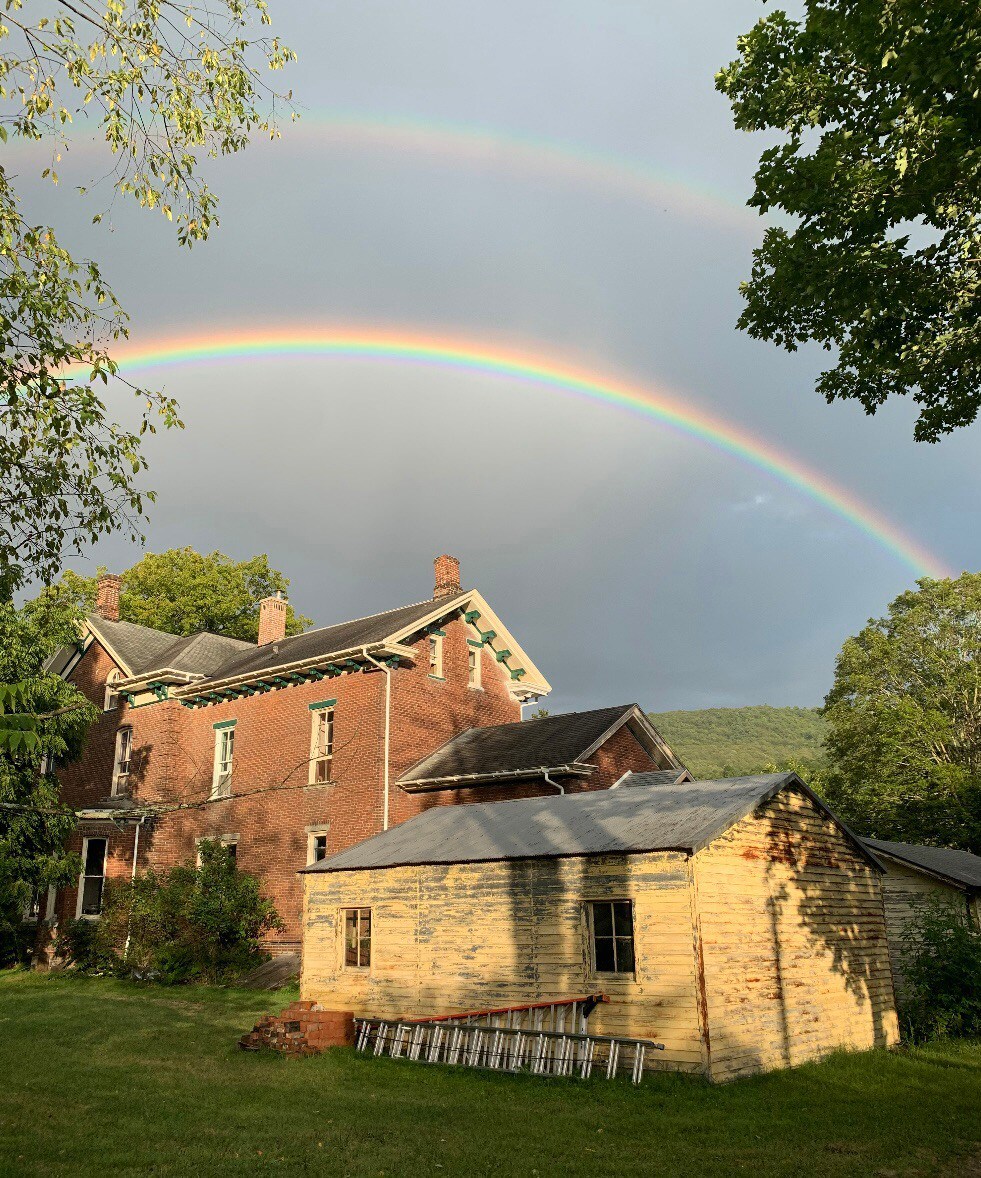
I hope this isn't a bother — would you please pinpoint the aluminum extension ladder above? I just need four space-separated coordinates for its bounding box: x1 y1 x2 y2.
355 1017 664 1083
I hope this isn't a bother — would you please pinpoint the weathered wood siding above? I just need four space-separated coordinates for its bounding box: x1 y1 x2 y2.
878 859 967 999
302 851 705 1072
694 787 899 1081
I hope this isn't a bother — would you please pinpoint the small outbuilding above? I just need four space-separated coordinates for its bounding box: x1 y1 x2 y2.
301 772 898 1081
863 838 981 996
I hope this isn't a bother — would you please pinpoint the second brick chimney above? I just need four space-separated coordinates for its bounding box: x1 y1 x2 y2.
258 591 288 646
433 555 461 600
94 573 122 623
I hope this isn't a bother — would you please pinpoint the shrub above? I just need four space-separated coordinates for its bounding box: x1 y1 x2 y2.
899 898 981 1041
86 840 282 984
55 917 119 974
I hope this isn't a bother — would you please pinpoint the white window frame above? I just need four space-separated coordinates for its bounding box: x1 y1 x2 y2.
196 835 239 867
111 727 132 796
211 723 236 798
307 827 330 865
309 705 335 785
76 836 108 919
467 644 482 689
104 668 122 712
428 634 443 679
44 885 57 924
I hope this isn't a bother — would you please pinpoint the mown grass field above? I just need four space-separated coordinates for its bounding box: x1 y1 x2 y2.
1 971 979 1177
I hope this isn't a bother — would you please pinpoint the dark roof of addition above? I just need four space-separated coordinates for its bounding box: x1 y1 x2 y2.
398 705 639 785
864 839 981 890
193 598 442 686
305 772 878 873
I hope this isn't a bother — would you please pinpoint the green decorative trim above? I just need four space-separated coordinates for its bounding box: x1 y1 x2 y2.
213 719 237 730
309 669 325 681
308 698 337 712
479 630 497 643
510 668 526 680
273 677 291 687
385 656 401 668
327 664 343 675
495 649 511 663
464 610 481 623
426 627 446 637
344 659 360 670
428 675 446 682
466 638 484 648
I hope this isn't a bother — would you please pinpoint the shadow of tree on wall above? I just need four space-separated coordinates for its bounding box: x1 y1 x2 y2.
762 788 895 1058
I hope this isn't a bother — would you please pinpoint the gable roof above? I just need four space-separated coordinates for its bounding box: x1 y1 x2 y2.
84 616 253 679
305 772 880 873
397 704 680 790
864 838 981 890
614 768 693 787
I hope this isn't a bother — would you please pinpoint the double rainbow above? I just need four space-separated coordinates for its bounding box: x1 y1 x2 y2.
91 327 950 581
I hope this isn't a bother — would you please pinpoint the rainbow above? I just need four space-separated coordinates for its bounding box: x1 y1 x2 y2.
78 327 950 580
6 111 757 233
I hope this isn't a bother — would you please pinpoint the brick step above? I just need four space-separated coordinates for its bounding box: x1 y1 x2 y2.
237 1003 355 1056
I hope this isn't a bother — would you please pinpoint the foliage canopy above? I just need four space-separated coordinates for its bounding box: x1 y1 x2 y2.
717 2 980 441
52 547 310 641
823 574 981 852
0 2 294 592
898 898 981 1041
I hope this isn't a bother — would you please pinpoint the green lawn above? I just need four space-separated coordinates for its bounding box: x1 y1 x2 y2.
1 971 978 1177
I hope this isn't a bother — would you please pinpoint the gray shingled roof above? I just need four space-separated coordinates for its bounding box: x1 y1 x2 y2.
398 705 638 785
193 599 441 686
304 772 876 873
618 769 693 788
88 616 252 678
864 839 981 889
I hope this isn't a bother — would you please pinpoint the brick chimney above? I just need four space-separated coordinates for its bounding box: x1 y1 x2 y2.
258 591 288 646
433 555 461 600
94 574 122 622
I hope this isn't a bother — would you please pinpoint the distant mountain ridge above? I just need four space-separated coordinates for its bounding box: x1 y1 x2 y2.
648 705 827 779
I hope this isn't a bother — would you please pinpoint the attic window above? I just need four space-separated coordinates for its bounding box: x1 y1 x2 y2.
104 669 122 712
468 645 481 688
428 634 443 679
588 900 635 975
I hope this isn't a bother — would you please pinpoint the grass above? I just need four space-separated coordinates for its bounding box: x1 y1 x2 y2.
1 971 979 1177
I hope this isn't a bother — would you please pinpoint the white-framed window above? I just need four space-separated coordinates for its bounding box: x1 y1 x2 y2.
196 835 238 867
104 668 122 712
111 727 132 796
309 705 334 784
467 644 481 689
211 723 236 798
39 752 52 776
77 837 108 918
44 885 57 924
587 900 636 975
343 907 371 969
428 634 443 679
307 830 329 864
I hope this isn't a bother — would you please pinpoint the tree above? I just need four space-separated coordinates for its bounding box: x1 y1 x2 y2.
717 3 980 442
822 574 981 852
0 591 97 953
1 3 294 593
55 548 310 641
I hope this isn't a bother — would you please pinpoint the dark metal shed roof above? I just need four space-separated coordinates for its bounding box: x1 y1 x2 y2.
304 772 877 874
864 839 981 890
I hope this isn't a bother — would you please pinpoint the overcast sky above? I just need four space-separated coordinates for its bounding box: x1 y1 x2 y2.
13 1 980 714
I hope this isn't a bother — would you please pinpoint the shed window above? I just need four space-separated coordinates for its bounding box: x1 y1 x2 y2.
111 727 132 796
343 907 371 968
588 900 635 974
78 837 108 918
428 634 443 678
310 707 334 784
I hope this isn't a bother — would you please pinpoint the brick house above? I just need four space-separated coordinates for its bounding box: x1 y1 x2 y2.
40 556 684 955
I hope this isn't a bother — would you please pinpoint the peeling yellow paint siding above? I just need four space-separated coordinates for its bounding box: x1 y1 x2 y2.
694 787 899 1082
302 851 705 1073
877 859 968 998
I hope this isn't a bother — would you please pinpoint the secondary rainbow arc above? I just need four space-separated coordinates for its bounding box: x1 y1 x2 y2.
73 328 951 581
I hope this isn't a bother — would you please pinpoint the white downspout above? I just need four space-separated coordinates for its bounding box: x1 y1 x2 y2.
361 647 393 830
543 770 565 795
124 815 146 959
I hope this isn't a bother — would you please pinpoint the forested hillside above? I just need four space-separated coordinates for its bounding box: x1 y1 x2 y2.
649 705 827 778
